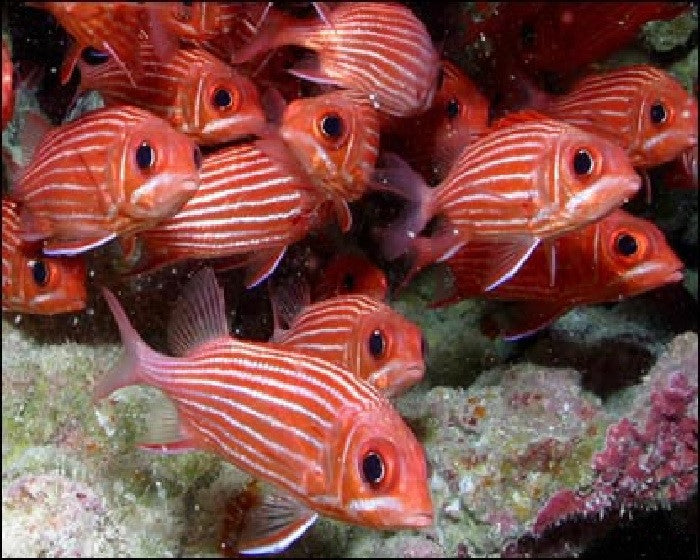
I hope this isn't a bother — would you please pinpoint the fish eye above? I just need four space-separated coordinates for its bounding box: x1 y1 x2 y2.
81 47 109 65
615 232 638 256
446 97 460 120
193 146 202 169
368 329 385 358
650 102 667 125
31 259 49 287
361 451 385 486
573 149 594 176
212 87 233 110
342 272 355 291
320 113 344 139
135 142 156 171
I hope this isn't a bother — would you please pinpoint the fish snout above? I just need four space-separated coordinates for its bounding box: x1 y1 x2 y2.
128 175 200 220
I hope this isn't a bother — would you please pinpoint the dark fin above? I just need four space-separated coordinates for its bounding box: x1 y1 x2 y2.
42 233 118 257
261 87 287 126
268 277 311 339
490 109 554 130
167 267 229 357
60 40 81 85
94 287 163 400
287 54 341 87
245 246 287 289
137 396 198 454
482 236 540 291
334 198 352 233
311 2 334 27
236 490 318 556
482 300 570 341
117 234 140 265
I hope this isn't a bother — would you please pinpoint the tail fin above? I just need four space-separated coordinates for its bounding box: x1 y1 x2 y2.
93 287 161 401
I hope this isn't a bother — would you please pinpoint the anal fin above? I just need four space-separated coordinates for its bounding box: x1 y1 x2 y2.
482 236 540 292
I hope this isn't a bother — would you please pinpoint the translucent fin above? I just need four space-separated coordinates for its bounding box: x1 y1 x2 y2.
287 55 341 87
42 233 118 257
138 396 198 454
482 236 540 291
245 246 287 289
167 267 229 357
268 277 311 339
237 491 318 556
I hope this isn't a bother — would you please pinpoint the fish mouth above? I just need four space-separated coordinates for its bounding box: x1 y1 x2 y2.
622 261 684 289
129 176 200 219
367 362 425 397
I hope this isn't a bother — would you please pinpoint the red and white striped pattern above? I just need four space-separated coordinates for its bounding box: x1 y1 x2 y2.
133 139 324 273
12 106 200 248
78 43 265 144
2 199 22 306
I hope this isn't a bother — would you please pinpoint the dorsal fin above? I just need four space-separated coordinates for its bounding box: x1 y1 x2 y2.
490 109 553 131
167 267 230 357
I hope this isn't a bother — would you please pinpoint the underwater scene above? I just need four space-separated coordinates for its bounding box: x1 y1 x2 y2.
1 2 698 557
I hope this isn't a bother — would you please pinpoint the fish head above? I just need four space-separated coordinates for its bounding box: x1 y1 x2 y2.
117 117 201 221
598 209 684 296
331 402 433 529
556 129 640 230
351 303 426 397
16 254 87 315
314 254 389 301
180 66 267 144
280 91 380 201
632 73 698 167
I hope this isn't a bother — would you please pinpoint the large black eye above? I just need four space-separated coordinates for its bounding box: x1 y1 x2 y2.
320 113 344 139
446 97 460 120
368 329 385 358
342 272 355 291
650 102 667 124
135 142 156 170
31 260 49 287
573 149 594 176
212 88 233 109
193 146 202 169
615 232 638 256
81 47 109 65
361 451 385 486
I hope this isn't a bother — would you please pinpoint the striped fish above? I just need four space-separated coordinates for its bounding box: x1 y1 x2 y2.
279 90 381 231
373 112 641 290
124 137 326 288
95 268 433 554
2 198 86 314
2 38 13 130
543 65 698 168
271 294 425 397
232 2 440 117
12 105 202 256
77 42 267 145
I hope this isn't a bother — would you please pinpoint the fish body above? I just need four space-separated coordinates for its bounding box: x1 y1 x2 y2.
312 253 389 302
273 294 425 397
77 43 266 145
436 209 684 339
2 38 13 130
374 113 641 289
543 65 698 168
12 105 202 256
96 268 433 554
126 137 326 288
234 2 440 117
2 199 86 314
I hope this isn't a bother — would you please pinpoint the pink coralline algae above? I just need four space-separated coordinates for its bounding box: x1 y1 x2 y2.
533 333 698 537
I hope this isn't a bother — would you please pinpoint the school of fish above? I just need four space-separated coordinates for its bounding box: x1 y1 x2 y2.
1 1 696 555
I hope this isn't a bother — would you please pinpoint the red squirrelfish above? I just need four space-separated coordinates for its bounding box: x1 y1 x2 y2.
233 2 440 118
279 90 381 231
536 65 698 168
12 105 202 256
95 267 433 554
382 59 491 185
271 294 425 397
2 199 87 314
124 137 326 288
311 252 389 302
2 38 13 130
373 112 641 290
77 42 267 146
435 209 684 340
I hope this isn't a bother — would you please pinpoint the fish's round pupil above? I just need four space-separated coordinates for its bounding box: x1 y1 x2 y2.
615 233 638 256
321 114 344 138
362 452 384 485
368 329 385 358
573 149 594 175
193 146 202 169
342 272 355 291
446 98 460 119
650 102 667 124
135 142 155 170
81 47 109 65
213 88 233 109
32 260 49 287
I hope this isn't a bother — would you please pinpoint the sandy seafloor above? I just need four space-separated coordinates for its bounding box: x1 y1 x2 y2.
2 3 698 558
